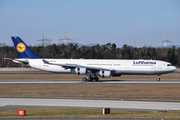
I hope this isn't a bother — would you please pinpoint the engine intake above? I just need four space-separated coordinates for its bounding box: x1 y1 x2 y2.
71 67 87 75
95 70 111 78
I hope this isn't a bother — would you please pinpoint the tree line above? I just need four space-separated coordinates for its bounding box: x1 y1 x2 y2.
0 43 179 67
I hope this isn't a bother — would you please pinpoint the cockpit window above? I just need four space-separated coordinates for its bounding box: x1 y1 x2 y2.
167 64 173 66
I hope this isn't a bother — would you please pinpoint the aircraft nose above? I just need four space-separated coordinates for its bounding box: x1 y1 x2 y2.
173 66 177 71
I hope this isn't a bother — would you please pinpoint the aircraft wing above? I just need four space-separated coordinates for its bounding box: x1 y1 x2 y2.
42 59 113 71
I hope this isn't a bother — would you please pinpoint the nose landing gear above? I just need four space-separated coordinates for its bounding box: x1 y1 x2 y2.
157 75 161 81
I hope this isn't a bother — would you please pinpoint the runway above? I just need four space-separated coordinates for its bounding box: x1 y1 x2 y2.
0 98 180 111
0 80 180 84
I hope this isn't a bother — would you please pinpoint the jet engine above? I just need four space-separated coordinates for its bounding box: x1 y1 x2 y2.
71 67 87 75
95 70 111 78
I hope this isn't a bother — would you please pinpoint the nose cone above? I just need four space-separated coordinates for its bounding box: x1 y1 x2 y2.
173 66 177 71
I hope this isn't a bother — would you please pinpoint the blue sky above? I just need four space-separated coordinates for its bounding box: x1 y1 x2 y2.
0 0 180 47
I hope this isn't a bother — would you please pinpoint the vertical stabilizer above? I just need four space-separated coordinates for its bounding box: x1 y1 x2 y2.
11 37 41 59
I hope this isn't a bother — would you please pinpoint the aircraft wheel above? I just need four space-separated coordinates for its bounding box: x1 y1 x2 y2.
82 77 87 81
95 77 99 81
89 77 94 81
157 78 160 81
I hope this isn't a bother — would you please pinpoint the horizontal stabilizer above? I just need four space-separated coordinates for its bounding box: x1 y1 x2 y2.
4 58 29 65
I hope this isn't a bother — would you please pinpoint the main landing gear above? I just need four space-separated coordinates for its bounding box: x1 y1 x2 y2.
82 77 99 81
157 75 161 81
82 71 99 82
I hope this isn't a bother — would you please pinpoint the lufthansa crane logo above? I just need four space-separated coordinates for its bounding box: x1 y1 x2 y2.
16 43 26 53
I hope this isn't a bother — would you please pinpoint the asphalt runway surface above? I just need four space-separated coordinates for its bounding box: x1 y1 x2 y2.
0 98 180 111
1 80 180 84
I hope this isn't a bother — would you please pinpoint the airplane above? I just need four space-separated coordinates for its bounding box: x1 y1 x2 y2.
6 36 177 81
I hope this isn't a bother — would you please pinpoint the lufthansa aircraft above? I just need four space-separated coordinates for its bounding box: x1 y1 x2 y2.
7 37 177 81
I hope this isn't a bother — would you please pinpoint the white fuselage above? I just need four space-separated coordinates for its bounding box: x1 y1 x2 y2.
18 59 177 76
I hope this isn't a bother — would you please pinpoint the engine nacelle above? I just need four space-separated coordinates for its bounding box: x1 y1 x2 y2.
95 70 111 78
71 67 87 75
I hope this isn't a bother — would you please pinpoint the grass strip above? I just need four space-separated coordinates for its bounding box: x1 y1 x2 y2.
0 107 180 119
0 84 180 102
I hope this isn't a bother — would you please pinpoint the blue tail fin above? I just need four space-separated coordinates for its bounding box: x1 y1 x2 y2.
11 37 41 59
